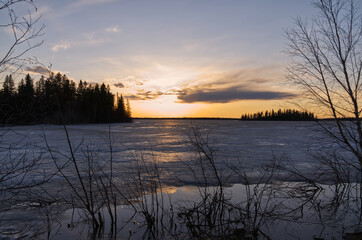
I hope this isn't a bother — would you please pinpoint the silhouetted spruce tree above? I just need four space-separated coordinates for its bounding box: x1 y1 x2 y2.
34 75 47 121
0 72 132 125
116 94 126 118
3 75 15 96
16 74 36 123
126 98 131 118
0 75 16 123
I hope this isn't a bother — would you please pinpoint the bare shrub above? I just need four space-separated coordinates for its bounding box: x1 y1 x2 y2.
285 0 362 232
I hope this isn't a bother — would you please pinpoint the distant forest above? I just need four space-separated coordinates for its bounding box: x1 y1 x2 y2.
240 109 316 121
0 73 132 125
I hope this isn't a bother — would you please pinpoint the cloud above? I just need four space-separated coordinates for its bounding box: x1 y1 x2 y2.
105 25 120 33
192 70 276 89
177 87 295 103
127 90 163 100
51 34 107 52
124 68 296 103
51 41 71 52
169 68 296 103
135 80 147 86
125 86 294 103
114 82 125 88
24 66 50 75
127 95 147 100
164 89 184 95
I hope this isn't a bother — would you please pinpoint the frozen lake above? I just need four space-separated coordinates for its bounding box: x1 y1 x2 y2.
0 119 336 186
0 119 358 239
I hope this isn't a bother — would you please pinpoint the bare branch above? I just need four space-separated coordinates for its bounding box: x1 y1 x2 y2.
0 0 44 74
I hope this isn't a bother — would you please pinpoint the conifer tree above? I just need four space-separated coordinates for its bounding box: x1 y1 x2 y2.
3 75 15 96
126 98 131 118
0 73 132 124
117 94 126 116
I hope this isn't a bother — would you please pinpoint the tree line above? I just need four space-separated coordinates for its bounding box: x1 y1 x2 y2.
240 109 315 121
0 73 132 124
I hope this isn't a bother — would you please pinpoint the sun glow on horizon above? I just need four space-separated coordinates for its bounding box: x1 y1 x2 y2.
129 95 297 118
131 95 203 118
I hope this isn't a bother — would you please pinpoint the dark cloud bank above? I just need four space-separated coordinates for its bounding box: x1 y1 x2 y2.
127 71 295 103
128 87 294 103
114 82 125 88
177 87 295 103
25 66 49 75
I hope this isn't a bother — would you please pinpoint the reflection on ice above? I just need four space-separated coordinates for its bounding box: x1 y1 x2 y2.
0 119 328 183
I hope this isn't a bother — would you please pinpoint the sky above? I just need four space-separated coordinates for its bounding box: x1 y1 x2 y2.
1 0 319 118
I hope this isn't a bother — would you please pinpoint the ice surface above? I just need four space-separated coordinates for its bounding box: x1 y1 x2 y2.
0 120 357 239
0 119 346 185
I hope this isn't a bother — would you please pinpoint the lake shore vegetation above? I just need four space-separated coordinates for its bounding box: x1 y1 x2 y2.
0 73 132 125
240 109 316 121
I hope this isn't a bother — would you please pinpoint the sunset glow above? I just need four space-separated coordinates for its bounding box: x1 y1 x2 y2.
132 95 202 118
0 0 318 118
